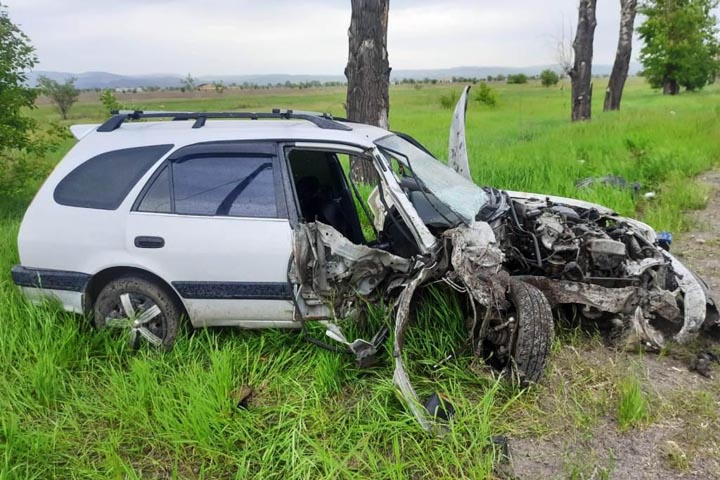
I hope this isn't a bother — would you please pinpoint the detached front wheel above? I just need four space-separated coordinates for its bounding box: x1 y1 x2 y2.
93 275 180 350
506 279 554 385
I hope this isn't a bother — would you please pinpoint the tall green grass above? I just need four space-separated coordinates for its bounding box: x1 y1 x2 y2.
2 79 719 477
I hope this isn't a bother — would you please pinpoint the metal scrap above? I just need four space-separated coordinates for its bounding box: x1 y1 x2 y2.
448 85 471 181
576 175 641 193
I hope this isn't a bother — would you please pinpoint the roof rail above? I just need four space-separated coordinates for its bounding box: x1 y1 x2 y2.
96 109 352 133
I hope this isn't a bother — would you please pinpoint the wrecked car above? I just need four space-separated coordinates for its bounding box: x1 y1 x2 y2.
12 94 719 432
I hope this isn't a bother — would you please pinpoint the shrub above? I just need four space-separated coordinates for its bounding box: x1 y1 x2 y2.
474 82 498 107
507 73 529 84
540 69 560 87
439 90 458 109
0 121 71 195
99 89 121 114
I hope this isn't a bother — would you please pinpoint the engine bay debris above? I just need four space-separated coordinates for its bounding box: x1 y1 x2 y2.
285 88 718 434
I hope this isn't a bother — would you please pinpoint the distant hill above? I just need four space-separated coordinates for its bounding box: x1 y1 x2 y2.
28 63 641 89
27 71 185 89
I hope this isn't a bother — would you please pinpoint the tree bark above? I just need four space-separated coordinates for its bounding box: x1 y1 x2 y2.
604 0 637 111
570 0 598 122
663 77 679 95
345 0 390 183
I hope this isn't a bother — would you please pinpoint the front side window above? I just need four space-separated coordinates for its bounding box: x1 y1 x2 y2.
54 144 173 210
137 154 279 218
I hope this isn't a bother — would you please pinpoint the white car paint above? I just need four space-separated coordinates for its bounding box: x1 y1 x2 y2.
126 212 295 327
15 118 413 328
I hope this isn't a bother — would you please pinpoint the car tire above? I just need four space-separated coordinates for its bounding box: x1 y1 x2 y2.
506 279 554 386
93 275 180 350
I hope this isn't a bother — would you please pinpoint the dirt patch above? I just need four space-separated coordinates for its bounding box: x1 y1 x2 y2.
673 170 720 299
508 172 720 479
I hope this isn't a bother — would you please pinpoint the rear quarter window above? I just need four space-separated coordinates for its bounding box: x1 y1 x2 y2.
54 144 173 210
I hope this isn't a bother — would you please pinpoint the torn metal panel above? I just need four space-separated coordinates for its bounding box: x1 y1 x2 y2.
291 221 414 316
519 276 641 313
372 152 439 254
391 267 444 433
448 85 472 181
443 222 508 308
663 250 707 343
623 306 665 351
367 186 388 233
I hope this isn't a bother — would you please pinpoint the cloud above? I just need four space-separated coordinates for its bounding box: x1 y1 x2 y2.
9 0 712 74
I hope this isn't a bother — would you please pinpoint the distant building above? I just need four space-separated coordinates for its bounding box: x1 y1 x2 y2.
196 83 215 92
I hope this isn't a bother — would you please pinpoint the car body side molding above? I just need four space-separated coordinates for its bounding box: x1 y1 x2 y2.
172 281 293 300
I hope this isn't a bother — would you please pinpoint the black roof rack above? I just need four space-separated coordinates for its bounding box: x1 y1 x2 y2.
96 109 352 133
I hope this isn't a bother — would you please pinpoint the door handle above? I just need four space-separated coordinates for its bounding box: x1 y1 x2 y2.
134 236 165 249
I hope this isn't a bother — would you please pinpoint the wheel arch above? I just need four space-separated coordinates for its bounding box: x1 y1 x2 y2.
84 266 189 319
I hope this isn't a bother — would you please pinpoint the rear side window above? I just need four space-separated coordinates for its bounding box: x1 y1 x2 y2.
137 166 171 213
173 156 277 217
54 144 173 210
136 154 280 218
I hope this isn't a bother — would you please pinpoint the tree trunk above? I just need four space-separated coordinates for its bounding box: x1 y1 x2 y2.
570 0 598 122
604 0 637 111
345 0 390 183
663 78 679 95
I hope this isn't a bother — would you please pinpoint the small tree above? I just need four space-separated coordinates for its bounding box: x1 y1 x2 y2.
181 73 197 92
99 89 121 114
212 81 226 93
638 0 720 95
0 3 37 151
1 4 69 195
507 73 529 84
540 69 560 87
37 76 79 120
474 82 498 106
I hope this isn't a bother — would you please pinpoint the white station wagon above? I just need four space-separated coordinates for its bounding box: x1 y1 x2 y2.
13 93 717 431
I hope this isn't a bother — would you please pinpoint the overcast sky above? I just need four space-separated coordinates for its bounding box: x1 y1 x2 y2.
6 0 714 75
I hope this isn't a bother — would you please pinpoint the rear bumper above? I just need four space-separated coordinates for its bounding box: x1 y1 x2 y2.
11 266 89 314
11 265 91 292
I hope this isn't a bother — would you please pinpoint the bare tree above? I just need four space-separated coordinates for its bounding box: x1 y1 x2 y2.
556 18 575 76
604 0 638 111
569 0 598 121
345 0 390 183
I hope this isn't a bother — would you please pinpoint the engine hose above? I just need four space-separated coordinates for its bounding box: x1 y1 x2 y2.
507 195 543 267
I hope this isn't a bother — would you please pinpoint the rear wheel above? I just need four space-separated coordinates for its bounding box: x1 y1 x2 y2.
506 279 554 385
93 275 180 350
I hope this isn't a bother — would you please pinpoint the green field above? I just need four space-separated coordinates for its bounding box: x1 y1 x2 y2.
2 79 720 478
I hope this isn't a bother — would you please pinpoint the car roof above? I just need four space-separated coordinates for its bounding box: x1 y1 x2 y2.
73 119 393 152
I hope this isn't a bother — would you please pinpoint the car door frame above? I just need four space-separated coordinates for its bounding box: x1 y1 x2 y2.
128 140 299 328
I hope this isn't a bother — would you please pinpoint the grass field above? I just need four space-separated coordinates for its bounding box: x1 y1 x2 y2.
2 79 720 479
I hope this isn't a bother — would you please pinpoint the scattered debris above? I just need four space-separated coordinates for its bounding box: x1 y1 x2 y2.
423 392 455 421
661 440 689 471
689 351 719 378
231 385 254 409
493 435 511 464
576 175 641 193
